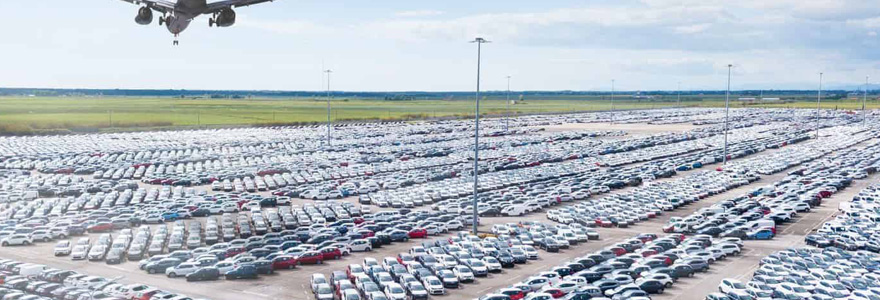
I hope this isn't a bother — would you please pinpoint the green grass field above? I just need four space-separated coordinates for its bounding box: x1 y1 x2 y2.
0 96 874 135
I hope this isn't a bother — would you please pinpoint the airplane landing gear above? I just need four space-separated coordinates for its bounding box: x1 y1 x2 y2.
173 34 179 46
209 15 216 27
159 16 166 26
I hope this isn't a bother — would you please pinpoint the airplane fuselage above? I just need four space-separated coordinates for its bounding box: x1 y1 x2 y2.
166 0 208 34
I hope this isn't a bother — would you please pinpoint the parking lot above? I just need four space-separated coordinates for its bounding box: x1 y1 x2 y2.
0 108 875 300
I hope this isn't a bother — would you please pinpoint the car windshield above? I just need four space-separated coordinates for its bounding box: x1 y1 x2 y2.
390 287 404 293
317 287 331 294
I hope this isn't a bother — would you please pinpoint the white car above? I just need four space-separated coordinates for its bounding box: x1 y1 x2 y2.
552 281 581 293
453 265 475 283
1 234 32 246
214 261 235 274
165 262 198 278
349 239 372 252
638 273 673 288
310 273 329 292
520 246 539 259
421 276 445 295
383 283 407 300
31 230 54 242
71 244 91 260
523 277 551 292
482 257 502 272
54 240 72 256
537 271 562 285
719 278 747 294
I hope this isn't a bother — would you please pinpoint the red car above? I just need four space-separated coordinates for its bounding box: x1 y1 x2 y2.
296 251 323 265
408 228 428 239
543 288 566 298
499 288 524 300
87 222 113 233
271 255 298 269
639 249 658 257
225 246 246 258
319 247 342 260
636 234 658 242
608 247 627 256
653 255 673 265
669 233 686 242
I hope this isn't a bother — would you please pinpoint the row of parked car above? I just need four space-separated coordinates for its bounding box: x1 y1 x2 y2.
312 227 559 300
125 207 471 282
478 233 745 300
661 130 880 241
0 258 204 300
809 179 880 251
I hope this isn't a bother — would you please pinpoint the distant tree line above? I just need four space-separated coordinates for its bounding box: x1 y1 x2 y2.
0 88 864 100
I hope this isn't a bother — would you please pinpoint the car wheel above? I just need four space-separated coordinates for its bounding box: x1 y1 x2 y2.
23 241 30 245
148 269 156 274
169 273 176 278
367 247 372 251
297 261 302 266
289 265 295 269
318 260 323 264
43 238 50 242
659 288 664 294
665 282 672 288
688 272 694 277
1 242 7 246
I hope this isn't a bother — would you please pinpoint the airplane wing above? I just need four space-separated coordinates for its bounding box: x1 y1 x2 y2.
118 0 176 13
204 0 274 14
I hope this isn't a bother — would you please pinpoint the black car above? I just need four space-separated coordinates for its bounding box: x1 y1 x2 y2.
225 265 258 280
804 234 833 248
478 208 501 217
638 279 666 294
493 253 515 268
186 267 221 281
250 260 274 275
670 264 695 278
575 270 603 283
539 238 560 252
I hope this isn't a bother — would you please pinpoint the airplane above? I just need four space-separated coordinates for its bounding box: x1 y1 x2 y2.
118 0 276 45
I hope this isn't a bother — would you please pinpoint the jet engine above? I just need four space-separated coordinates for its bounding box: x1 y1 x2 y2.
135 6 153 25
214 8 236 27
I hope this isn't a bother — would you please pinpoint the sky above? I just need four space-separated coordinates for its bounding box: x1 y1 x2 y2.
1 0 879 92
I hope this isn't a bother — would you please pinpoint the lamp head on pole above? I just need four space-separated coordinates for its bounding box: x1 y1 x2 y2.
471 37 490 44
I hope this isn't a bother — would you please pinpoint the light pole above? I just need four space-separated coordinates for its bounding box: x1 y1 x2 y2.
470 37 489 235
723 64 732 165
325 69 332 147
506 75 511 132
864 76 869 127
610 79 615 124
816 72 823 139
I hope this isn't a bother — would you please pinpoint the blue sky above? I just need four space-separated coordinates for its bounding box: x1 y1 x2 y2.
1 0 879 91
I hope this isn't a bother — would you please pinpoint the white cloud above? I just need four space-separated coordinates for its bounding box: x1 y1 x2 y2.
394 10 444 17
674 23 712 34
